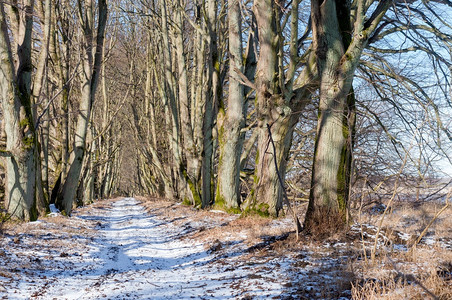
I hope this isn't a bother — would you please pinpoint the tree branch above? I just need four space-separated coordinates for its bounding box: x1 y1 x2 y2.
233 67 256 90
266 124 303 237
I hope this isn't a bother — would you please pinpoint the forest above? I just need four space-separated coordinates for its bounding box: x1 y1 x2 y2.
0 0 452 299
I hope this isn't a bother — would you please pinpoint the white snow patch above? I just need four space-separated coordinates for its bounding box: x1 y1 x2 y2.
209 209 228 214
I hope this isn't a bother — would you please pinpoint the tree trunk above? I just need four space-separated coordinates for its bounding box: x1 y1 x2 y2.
57 0 107 215
216 0 245 211
244 0 316 217
160 0 183 199
201 0 220 208
50 0 73 203
174 1 201 205
190 15 206 206
82 122 96 205
0 1 38 221
33 0 52 216
305 0 391 233
51 0 72 181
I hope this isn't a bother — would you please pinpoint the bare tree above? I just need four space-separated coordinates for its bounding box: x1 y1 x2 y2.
216 0 246 211
243 0 315 217
56 0 108 215
0 0 51 220
304 0 392 232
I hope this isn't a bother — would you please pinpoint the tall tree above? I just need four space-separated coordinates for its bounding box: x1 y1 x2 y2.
201 0 221 208
0 1 38 220
0 0 52 220
51 0 73 183
245 0 315 217
56 0 108 215
216 0 246 210
305 0 392 232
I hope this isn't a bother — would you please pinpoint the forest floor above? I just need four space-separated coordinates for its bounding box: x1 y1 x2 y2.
0 197 451 299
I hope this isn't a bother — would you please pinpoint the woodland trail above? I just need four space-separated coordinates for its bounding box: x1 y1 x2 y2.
1 198 291 299
4 197 446 299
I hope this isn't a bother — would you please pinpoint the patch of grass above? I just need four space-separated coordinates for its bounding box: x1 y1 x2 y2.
350 239 452 300
352 270 452 299
181 197 192 206
352 200 452 240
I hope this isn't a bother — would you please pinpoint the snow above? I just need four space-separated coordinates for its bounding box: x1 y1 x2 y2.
1 198 291 299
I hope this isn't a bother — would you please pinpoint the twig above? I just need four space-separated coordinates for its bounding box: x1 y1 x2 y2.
146 281 160 287
371 152 408 264
35 59 81 129
412 190 450 249
358 177 368 265
181 283 207 289
266 124 302 239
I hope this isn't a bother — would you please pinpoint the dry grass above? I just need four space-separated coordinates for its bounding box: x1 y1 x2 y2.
352 255 452 299
303 206 349 240
355 200 452 240
352 271 452 300
349 199 452 300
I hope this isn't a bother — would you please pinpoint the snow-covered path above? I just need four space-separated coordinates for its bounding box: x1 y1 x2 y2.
3 198 289 299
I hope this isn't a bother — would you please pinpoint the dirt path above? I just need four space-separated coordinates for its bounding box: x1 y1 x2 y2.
4 197 447 299
1 198 290 299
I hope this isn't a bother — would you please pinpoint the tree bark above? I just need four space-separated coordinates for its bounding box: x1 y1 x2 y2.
52 0 72 182
174 1 201 205
305 0 391 233
160 0 183 199
216 0 245 210
0 1 38 221
201 0 221 208
57 0 107 215
33 0 52 216
244 0 314 217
